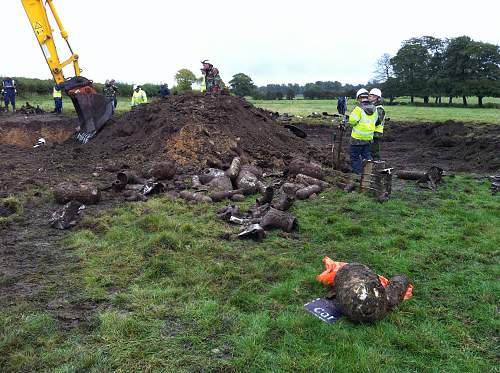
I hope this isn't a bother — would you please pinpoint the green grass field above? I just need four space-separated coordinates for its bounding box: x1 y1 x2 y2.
251 99 500 124
1 175 499 372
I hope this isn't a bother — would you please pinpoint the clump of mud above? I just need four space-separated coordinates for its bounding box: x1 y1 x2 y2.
90 93 322 170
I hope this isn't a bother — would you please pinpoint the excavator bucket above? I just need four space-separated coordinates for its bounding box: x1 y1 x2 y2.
60 76 114 143
71 92 113 143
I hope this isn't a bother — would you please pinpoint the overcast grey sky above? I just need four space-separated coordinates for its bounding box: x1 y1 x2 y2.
4 0 500 87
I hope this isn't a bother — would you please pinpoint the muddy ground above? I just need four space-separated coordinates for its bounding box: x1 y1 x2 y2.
1 95 498 326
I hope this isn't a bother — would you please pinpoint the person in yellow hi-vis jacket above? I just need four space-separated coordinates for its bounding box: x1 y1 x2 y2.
346 88 378 174
52 85 63 114
131 85 147 107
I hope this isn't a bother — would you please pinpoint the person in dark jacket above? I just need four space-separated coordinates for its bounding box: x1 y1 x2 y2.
103 79 118 111
337 96 347 116
159 84 170 98
369 88 386 160
2 77 16 112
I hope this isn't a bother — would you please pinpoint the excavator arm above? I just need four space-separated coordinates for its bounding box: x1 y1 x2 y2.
21 0 113 143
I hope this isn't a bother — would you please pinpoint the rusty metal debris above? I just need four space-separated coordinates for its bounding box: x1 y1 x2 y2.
19 102 45 115
360 160 393 202
50 200 85 229
396 166 444 192
490 175 500 195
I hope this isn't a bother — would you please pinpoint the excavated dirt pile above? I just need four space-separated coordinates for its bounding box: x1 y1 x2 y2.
91 93 322 170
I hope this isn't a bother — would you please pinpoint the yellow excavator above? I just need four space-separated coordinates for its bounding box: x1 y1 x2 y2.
21 0 113 143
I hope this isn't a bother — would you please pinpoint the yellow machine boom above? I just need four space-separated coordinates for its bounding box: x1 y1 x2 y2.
21 0 113 143
21 0 80 84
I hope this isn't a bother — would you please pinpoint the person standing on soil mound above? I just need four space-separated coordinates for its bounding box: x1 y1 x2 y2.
346 88 378 174
104 79 118 111
200 60 222 94
2 77 16 112
131 85 148 107
369 88 385 161
159 83 170 98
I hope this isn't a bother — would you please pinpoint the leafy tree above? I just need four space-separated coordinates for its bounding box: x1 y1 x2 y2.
373 53 394 83
391 38 433 103
442 36 476 105
380 77 402 103
462 41 500 106
174 69 197 91
286 89 296 100
229 73 256 97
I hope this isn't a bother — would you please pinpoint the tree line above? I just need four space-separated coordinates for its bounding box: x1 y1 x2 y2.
229 35 499 107
0 76 163 98
376 36 500 106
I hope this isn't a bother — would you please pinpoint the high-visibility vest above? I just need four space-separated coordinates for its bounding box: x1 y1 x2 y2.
131 89 147 105
53 87 62 98
375 105 386 134
348 106 377 141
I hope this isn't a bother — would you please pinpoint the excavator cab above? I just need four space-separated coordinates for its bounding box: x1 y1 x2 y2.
60 77 114 143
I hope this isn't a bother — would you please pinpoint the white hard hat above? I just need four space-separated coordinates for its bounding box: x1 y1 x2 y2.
370 88 382 98
356 88 369 99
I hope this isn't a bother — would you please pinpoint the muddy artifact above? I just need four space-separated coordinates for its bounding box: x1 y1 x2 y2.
226 157 241 180
331 263 411 322
260 207 297 233
282 182 306 195
207 175 233 192
231 194 245 202
490 175 500 195
397 166 443 192
210 189 244 202
53 181 101 205
146 161 177 180
288 159 325 180
50 200 85 230
238 224 266 241
296 184 322 200
295 173 329 189
273 194 295 211
284 124 307 138
236 166 260 195
360 160 392 202
191 175 203 189
199 168 226 185
217 204 240 221
117 170 146 185
257 185 274 205
179 191 212 203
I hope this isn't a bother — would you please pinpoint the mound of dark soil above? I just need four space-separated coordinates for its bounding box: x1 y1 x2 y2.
90 93 321 170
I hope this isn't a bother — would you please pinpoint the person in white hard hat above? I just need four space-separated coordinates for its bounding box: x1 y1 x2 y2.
369 88 385 160
131 85 147 107
346 88 378 174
